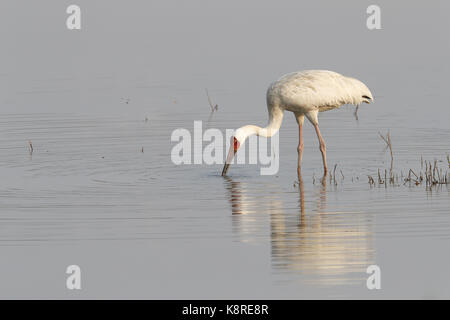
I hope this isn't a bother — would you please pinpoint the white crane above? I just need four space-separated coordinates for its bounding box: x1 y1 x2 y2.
221 70 374 176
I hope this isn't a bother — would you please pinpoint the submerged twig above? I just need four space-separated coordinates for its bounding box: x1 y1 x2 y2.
332 164 338 185
28 140 33 155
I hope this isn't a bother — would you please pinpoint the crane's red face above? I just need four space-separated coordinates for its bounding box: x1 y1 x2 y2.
221 137 240 176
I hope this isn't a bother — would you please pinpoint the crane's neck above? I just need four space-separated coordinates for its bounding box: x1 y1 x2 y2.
236 108 284 141
258 110 284 137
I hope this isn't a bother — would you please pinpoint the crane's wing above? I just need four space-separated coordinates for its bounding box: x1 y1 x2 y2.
275 70 371 110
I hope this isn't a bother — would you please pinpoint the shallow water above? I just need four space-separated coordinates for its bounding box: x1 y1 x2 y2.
1 1 450 299
1 82 449 299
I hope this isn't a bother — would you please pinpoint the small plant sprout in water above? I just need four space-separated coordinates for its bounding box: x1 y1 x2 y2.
367 156 449 189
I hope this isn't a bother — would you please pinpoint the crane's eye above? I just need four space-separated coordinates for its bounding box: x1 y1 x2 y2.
233 137 240 153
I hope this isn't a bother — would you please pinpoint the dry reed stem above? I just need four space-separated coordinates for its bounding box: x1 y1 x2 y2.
205 88 218 112
379 131 394 173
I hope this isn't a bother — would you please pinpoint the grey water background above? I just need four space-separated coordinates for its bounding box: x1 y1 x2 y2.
0 1 449 298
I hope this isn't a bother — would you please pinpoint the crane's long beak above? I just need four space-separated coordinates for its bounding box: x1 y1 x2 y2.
221 137 239 176
222 163 231 176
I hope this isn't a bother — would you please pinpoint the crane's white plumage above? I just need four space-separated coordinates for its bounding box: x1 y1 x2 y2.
222 70 373 176
270 70 373 112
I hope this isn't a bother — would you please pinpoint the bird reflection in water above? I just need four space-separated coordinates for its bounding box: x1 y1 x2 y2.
223 177 270 241
224 171 375 286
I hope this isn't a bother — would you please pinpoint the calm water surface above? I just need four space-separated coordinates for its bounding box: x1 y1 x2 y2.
0 76 448 298
1 1 449 299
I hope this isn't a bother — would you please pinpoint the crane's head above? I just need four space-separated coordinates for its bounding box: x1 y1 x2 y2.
222 128 250 176
221 136 241 176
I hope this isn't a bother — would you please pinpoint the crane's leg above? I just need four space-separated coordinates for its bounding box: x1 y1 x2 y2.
295 113 305 176
313 123 327 175
305 110 327 176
